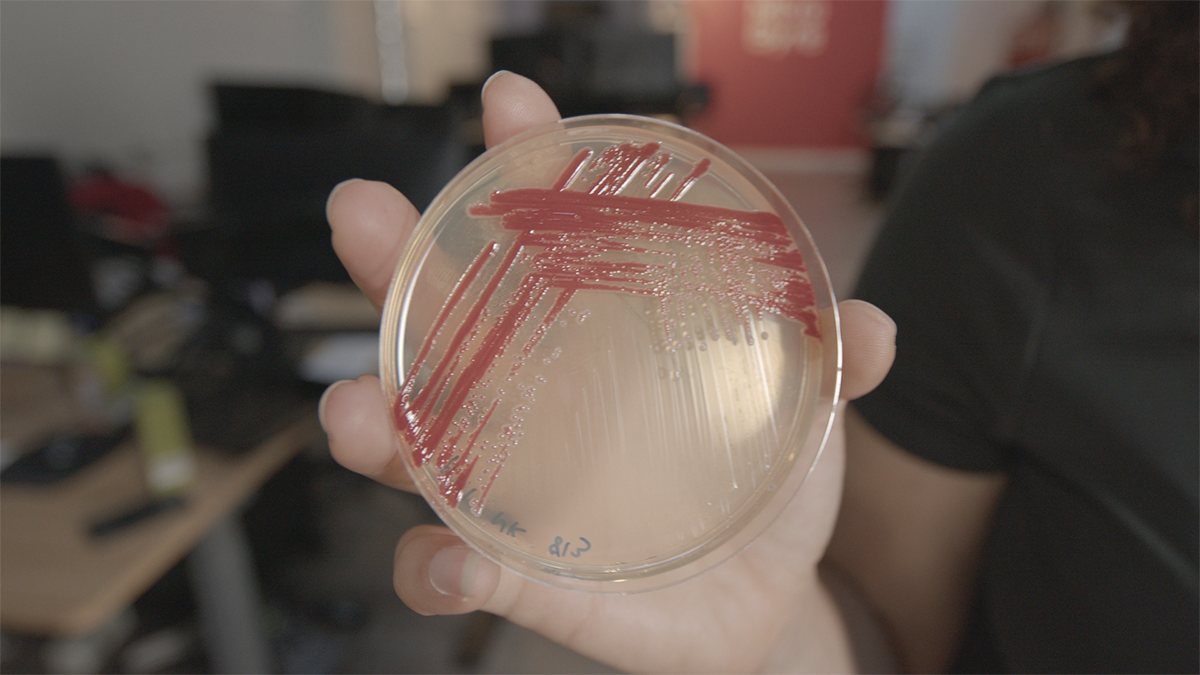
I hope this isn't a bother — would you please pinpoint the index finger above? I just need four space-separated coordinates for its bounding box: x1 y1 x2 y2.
326 72 562 312
327 178 418 312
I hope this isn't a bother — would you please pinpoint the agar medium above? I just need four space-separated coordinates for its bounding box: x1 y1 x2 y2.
379 115 840 592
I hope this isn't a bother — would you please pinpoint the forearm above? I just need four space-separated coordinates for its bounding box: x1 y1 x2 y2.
825 408 1008 673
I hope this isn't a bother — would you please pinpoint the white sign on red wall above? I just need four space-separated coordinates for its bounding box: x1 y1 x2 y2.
742 0 831 58
689 0 887 149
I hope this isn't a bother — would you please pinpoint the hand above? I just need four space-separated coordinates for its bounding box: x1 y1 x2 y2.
320 71 897 673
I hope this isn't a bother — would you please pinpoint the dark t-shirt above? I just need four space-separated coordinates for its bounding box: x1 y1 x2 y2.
852 55 1198 673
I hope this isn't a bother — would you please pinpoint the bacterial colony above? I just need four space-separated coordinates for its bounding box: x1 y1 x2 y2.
388 136 826 580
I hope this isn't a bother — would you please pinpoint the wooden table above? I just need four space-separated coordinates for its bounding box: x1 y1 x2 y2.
1 365 322 672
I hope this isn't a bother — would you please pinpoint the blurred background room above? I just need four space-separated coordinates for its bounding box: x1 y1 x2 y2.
0 1 1124 673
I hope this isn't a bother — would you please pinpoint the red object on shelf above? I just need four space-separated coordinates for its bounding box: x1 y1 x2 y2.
71 171 170 242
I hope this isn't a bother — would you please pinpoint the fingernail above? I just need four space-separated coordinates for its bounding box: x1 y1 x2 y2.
845 299 896 334
317 379 355 432
481 70 511 101
429 546 483 598
326 178 361 222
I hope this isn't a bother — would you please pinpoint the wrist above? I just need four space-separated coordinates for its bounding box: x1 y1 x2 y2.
758 567 856 674
758 564 898 674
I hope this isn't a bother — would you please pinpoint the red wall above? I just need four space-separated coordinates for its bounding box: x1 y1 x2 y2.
688 0 888 148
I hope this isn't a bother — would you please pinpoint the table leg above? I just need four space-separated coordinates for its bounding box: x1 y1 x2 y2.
187 513 274 674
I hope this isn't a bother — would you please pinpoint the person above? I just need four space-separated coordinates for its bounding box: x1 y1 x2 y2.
320 71 896 673
317 1 1196 670
839 1 1197 672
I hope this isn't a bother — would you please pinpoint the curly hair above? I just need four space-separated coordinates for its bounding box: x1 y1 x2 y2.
1092 1 1199 174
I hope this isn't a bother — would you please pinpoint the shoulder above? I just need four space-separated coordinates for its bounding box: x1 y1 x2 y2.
912 55 1115 183
974 54 1107 106
847 60 1118 470
881 55 1124 257
958 55 1111 134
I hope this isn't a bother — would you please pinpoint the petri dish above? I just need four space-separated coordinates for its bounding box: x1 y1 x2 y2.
379 114 841 592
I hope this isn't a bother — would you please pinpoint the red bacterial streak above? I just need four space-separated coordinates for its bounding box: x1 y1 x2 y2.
394 142 821 510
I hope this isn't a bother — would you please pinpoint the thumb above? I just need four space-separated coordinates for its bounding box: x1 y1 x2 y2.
481 70 562 149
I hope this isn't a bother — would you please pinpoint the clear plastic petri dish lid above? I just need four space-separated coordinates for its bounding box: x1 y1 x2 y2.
380 114 841 593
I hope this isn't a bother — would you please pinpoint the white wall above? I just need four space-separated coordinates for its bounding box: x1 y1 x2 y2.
391 0 498 104
883 0 960 110
883 0 1119 112
1 0 1120 205
0 0 374 204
